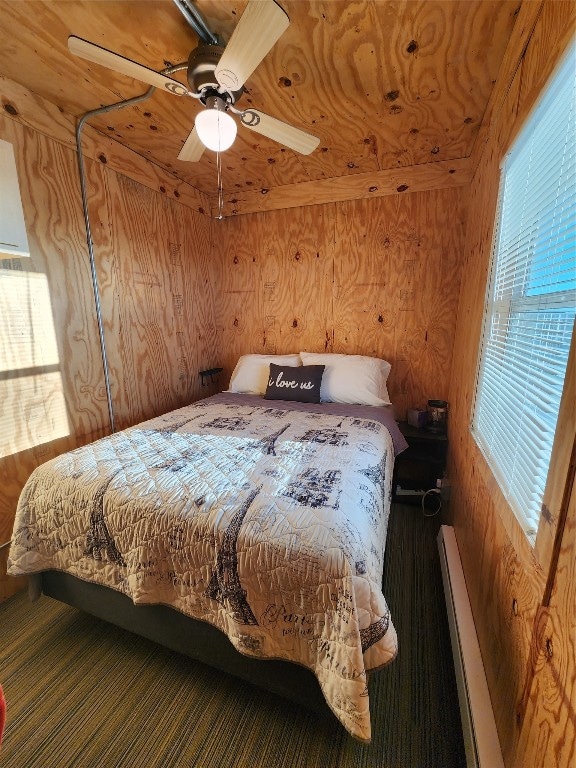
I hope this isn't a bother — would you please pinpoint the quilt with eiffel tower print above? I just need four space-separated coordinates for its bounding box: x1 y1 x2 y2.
8 393 407 743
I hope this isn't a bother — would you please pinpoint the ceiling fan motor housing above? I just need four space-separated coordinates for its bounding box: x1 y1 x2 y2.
187 44 243 104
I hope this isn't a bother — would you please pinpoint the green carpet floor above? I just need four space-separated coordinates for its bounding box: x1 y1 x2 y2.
0 504 466 767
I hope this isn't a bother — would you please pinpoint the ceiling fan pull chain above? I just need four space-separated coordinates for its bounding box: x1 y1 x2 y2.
216 149 224 220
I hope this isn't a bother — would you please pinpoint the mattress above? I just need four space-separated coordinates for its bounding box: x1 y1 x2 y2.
8 393 407 741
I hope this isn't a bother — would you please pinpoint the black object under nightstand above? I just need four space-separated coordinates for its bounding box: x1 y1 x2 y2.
393 422 448 504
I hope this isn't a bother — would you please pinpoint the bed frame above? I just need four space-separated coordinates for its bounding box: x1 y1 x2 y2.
36 570 330 714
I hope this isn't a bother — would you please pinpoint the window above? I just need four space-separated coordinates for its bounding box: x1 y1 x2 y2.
0 139 69 458
472 42 576 544
0 259 70 458
0 141 69 457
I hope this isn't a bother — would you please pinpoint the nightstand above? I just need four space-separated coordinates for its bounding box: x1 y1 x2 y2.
393 422 448 504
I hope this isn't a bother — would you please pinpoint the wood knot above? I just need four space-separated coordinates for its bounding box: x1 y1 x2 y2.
159 186 166 194
378 315 384 323
233 318 239 327
278 77 292 87
292 319 298 328
3 103 18 116
98 153 107 164
369 186 378 193
385 90 400 102
545 638 553 659
174 190 180 198
397 184 409 192
406 40 419 54
233 256 239 264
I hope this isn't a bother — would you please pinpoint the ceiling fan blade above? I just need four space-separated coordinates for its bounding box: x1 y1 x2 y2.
68 36 189 96
215 0 289 92
241 110 320 155
177 127 205 162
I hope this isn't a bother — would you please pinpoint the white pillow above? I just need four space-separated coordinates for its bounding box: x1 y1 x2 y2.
229 354 302 395
299 352 392 406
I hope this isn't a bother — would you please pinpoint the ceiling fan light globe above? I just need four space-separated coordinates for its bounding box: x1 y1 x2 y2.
195 109 237 152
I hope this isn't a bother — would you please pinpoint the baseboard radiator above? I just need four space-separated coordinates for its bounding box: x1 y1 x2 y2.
437 525 504 768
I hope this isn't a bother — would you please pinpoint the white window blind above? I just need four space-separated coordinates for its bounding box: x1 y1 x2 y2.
472 42 576 544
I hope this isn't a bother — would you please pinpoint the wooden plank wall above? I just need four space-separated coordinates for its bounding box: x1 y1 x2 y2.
213 187 467 419
0 111 216 600
447 1 576 765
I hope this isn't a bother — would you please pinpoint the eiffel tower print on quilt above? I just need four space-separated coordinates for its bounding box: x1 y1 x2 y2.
204 487 261 625
84 470 126 567
242 424 290 456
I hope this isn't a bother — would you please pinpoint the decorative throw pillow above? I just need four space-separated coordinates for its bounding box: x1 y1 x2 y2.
299 352 392 406
264 363 325 403
228 354 302 395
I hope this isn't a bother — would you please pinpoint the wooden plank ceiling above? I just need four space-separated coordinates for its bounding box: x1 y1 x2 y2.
0 0 518 205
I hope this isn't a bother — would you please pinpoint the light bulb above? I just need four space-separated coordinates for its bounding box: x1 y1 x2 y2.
195 104 237 152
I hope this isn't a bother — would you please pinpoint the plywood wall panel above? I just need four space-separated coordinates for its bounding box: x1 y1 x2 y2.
174 203 220 396
215 187 466 417
92 169 216 430
514 487 576 768
102 173 179 426
333 189 466 417
214 204 336 378
447 3 575 765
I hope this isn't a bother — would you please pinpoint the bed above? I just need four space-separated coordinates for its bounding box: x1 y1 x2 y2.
8 353 407 743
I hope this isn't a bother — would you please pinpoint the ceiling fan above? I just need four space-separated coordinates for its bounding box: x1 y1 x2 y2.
67 0 320 162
